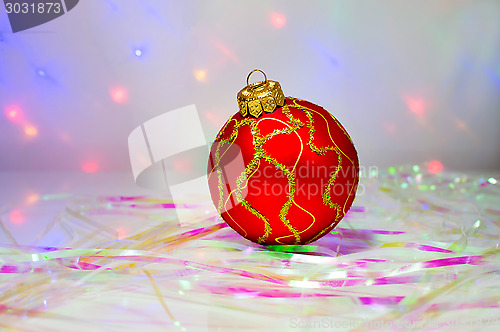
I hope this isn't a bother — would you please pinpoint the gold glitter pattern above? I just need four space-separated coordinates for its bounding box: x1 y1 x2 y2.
293 100 343 222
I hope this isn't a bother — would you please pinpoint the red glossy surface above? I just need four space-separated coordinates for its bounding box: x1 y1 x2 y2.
208 97 359 244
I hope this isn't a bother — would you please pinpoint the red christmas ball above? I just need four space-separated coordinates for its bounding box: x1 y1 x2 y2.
208 72 359 245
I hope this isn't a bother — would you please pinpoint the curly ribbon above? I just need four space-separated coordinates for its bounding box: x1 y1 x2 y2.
0 163 499 330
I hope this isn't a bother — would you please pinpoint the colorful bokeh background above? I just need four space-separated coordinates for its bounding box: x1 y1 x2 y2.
1 0 499 173
1 2 500 331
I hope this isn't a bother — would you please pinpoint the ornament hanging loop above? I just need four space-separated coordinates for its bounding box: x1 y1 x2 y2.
247 69 268 90
237 70 285 118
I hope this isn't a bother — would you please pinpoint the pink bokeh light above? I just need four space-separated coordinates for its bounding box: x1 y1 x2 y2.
270 12 287 29
4 106 24 123
205 112 221 127
110 87 128 104
9 210 24 225
428 160 444 174
211 38 239 63
404 96 426 116
82 162 99 173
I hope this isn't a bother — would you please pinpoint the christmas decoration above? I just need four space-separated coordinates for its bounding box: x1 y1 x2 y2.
208 70 359 245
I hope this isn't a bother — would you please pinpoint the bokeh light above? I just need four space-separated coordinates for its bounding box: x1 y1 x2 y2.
4 106 23 123
110 87 128 104
9 210 24 225
24 125 38 137
270 12 286 29
427 160 444 174
134 49 143 57
26 193 40 204
211 39 239 63
194 70 206 82
404 96 426 116
205 112 220 127
82 162 99 173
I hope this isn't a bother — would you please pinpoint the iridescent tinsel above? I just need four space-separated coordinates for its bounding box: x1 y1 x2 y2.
0 164 499 331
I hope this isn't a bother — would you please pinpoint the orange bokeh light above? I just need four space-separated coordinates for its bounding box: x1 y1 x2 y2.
26 193 40 204
24 125 38 137
194 70 207 82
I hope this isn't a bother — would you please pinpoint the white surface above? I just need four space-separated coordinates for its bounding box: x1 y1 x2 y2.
0 171 150 245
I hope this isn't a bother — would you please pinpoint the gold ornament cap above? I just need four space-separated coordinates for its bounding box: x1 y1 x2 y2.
237 69 285 118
